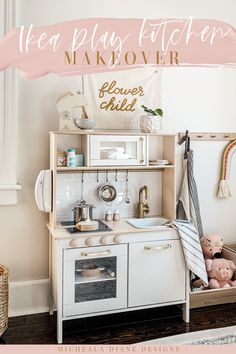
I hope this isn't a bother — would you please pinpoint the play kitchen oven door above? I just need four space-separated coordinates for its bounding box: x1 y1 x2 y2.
89 135 146 166
63 244 127 317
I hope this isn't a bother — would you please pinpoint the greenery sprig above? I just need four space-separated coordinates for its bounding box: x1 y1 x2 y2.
141 105 163 117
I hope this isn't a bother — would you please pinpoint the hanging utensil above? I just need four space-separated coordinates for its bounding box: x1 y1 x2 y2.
125 170 130 204
98 171 117 203
115 170 123 204
80 171 86 204
99 183 117 203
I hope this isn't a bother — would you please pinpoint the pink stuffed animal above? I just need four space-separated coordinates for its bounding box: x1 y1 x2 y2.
201 234 223 259
206 258 236 289
192 234 224 289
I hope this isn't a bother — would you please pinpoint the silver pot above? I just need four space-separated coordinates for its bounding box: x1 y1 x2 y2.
73 203 95 224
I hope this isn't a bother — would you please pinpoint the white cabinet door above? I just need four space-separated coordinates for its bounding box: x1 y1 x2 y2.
63 244 127 317
128 240 186 307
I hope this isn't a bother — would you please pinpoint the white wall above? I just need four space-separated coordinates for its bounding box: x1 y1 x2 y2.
162 67 236 239
0 0 236 315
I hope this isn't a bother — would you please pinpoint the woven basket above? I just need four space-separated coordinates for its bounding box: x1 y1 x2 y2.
0 265 8 337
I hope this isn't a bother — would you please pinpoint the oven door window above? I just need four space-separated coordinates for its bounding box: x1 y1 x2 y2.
74 257 116 303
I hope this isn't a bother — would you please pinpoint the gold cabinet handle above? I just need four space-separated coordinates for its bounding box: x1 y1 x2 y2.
144 244 172 251
80 250 111 257
139 137 144 164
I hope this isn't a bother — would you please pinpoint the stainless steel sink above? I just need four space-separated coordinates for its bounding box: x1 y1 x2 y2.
126 217 168 229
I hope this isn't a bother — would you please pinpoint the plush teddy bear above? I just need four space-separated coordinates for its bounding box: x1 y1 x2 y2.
206 258 236 289
192 234 224 289
200 234 224 259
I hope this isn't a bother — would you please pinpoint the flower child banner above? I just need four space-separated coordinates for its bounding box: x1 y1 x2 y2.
0 17 236 78
84 68 160 129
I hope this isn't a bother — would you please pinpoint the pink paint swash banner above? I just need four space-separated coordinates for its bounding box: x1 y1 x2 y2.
1 345 236 353
0 17 236 78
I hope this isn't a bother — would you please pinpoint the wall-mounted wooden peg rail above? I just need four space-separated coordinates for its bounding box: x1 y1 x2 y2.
178 132 236 141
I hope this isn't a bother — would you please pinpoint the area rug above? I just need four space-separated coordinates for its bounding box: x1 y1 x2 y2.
142 326 236 345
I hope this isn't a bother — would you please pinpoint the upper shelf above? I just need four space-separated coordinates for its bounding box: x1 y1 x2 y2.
50 130 177 137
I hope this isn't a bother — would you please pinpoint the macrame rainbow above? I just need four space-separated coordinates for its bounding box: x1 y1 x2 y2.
217 139 236 199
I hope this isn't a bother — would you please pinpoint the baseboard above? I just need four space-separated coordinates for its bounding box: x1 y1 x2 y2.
9 278 50 317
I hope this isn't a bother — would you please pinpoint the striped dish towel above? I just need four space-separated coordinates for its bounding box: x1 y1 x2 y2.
166 219 208 286
177 150 203 237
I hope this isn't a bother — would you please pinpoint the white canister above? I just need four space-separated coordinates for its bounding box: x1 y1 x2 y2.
113 210 120 221
67 149 77 167
105 210 112 222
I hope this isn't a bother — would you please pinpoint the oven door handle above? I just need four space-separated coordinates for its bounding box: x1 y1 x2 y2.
80 250 111 257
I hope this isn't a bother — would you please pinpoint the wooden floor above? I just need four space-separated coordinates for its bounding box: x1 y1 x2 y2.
1 303 236 344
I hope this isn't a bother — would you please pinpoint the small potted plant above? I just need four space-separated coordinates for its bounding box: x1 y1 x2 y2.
140 105 163 133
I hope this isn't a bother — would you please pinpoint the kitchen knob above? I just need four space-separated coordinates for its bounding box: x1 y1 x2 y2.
100 236 111 245
85 237 96 246
114 235 122 244
70 239 81 248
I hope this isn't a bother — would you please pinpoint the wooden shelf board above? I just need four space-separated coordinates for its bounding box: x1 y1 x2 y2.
75 273 116 284
57 165 175 172
50 130 177 137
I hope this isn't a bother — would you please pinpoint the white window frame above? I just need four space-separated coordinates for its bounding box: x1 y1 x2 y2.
0 0 21 205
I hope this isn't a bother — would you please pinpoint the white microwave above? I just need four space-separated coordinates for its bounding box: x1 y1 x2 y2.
89 135 147 166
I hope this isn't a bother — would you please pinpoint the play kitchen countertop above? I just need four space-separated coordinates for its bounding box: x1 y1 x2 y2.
47 217 178 242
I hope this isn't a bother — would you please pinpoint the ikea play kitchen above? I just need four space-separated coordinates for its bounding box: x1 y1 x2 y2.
35 126 189 344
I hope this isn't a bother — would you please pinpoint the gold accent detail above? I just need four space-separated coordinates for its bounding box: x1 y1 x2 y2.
98 80 144 112
137 185 149 218
80 250 111 257
144 244 171 251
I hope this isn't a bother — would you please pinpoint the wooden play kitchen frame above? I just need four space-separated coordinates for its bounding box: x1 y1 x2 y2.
48 130 192 344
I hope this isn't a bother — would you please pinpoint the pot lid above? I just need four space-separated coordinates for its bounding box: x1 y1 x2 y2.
73 203 95 209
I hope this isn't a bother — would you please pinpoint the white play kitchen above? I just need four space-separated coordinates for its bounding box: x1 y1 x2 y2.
47 130 189 343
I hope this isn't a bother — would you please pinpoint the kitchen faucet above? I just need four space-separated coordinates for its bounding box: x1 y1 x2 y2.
137 185 149 218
